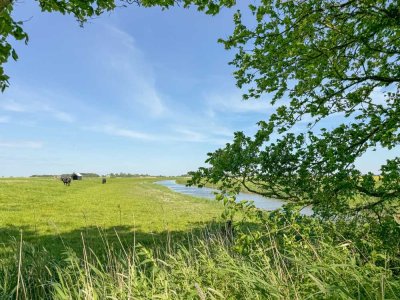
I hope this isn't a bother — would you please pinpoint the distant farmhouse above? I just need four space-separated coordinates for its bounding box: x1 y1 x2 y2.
72 173 83 180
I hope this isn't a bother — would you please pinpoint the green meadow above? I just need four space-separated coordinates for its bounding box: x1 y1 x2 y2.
0 177 223 255
0 177 399 299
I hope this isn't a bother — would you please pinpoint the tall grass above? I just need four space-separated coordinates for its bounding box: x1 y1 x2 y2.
1 224 399 299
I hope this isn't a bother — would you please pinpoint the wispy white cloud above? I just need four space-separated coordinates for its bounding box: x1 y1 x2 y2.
85 122 230 145
0 88 75 123
99 25 167 117
101 125 155 140
205 90 273 117
172 127 230 144
170 120 233 144
0 100 28 112
45 108 75 123
0 140 43 149
173 127 216 143
85 124 156 141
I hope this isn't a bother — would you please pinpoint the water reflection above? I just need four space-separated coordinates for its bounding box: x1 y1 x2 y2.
156 180 313 215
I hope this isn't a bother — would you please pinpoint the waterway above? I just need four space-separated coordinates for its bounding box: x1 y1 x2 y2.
156 180 313 215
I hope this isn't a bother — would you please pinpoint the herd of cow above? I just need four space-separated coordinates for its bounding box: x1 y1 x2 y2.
60 177 106 186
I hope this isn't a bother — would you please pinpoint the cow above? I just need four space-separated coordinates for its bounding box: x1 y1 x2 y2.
61 177 71 186
102 178 106 184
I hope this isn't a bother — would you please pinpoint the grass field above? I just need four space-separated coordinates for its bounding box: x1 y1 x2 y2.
0 177 223 256
1 177 399 299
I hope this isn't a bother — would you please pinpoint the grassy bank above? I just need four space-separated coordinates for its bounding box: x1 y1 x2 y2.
175 177 264 195
1 215 399 299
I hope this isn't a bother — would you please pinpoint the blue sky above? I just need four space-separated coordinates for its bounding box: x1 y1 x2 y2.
0 2 395 176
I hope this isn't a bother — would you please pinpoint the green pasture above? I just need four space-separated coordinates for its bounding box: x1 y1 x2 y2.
1 177 399 299
0 177 223 256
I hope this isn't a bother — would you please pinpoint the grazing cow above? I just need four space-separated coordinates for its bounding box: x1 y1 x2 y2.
102 178 106 184
62 177 71 186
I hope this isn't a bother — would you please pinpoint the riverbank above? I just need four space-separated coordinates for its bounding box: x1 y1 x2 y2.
157 180 313 215
171 178 313 215
176 176 268 195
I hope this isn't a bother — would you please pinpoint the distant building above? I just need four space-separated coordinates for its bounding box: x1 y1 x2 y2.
72 173 82 180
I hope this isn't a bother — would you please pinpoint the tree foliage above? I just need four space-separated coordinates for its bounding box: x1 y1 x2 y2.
189 0 400 222
0 0 235 91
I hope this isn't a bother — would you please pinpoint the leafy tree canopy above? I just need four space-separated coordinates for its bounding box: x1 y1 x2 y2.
189 0 400 221
0 0 235 91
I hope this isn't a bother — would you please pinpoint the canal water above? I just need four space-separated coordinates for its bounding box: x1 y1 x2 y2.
156 180 313 215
